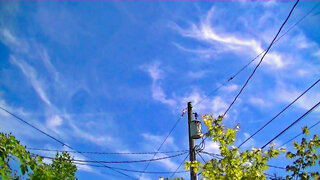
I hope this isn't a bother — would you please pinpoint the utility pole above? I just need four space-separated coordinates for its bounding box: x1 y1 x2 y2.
187 102 197 180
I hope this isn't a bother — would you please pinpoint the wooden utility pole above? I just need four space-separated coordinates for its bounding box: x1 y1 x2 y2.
187 102 197 180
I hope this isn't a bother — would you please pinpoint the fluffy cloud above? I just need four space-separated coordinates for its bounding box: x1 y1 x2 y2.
204 141 220 154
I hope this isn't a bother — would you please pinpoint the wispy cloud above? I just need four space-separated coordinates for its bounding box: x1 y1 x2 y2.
239 132 256 149
141 133 176 150
220 84 238 93
180 90 229 116
154 152 179 171
1 29 123 154
275 83 320 112
249 96 272 108
141 61 177 107
10 56 52 107
173 7 286 69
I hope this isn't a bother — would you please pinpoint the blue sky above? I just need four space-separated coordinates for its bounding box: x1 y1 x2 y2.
0 0 320 179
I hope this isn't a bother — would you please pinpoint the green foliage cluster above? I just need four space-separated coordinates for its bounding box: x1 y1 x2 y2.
30 152 77 180
285 126 320 180
0 132 77 180
185 115 285 180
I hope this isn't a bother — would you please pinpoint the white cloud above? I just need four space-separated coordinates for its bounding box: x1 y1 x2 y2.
314 50 320 59
296 69 309 77
275 83 320 112
249 96 271 108
180 91 228 116
262 0 278 7
141 61 177 107
141 61 163 81
139 177 152 180
46 115 63 129
204 141 220 154
151 84 176 107
0 28 29 53
154 152 179 171
10 56 52 107
2 30 120 150
173 7 286 69
36 46 59 81
172 42 217 60
0 96 57 143
239 132 255 149
67 117 114 146
0 29 19 46
187 70 211 79
221 84 238 93
141 133 175 148
291 33 311 49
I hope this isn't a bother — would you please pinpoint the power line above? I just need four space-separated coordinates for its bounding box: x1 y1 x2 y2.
170 153 189 178
0 106 137 179
170 140 209 179
26 147 188 155
279 119 320 148
238 78 320 148
261 100 320 149
34 151 187 164
222 0 300 117
74 162 188 174
0 106 66 146
197 152 206 163
192 1 319 109
267 164 286 170
200 151 286 171
138 109 187 179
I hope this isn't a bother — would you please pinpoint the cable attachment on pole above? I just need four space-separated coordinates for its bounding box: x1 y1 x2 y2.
181 108 187 118
193 112 198 120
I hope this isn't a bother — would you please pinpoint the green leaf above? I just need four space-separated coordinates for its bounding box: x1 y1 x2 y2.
302 126 309 135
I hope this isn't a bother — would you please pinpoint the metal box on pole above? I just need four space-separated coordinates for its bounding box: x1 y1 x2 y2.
190 120 202 139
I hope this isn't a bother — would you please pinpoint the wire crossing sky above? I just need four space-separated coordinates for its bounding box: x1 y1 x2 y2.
238 78 320 148
222 0 300 118
0 0 320 179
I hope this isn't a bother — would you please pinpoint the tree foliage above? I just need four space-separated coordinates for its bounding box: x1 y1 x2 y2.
285 126 320 180
0 132 77 179
185 115 285 180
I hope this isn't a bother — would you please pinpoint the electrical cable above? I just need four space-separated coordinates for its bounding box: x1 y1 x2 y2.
222 0 300 118
261 100 320 149
197 152 206 163
200 151 222 159
73 162 188 174
33 151 187 164
0 106 137 179
238 78 320 148
26 147 188 155
0 106 66 146
267 164 286 170
138 109 187 179
192 1 319 109
170 153 189 178
279 119 320 148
